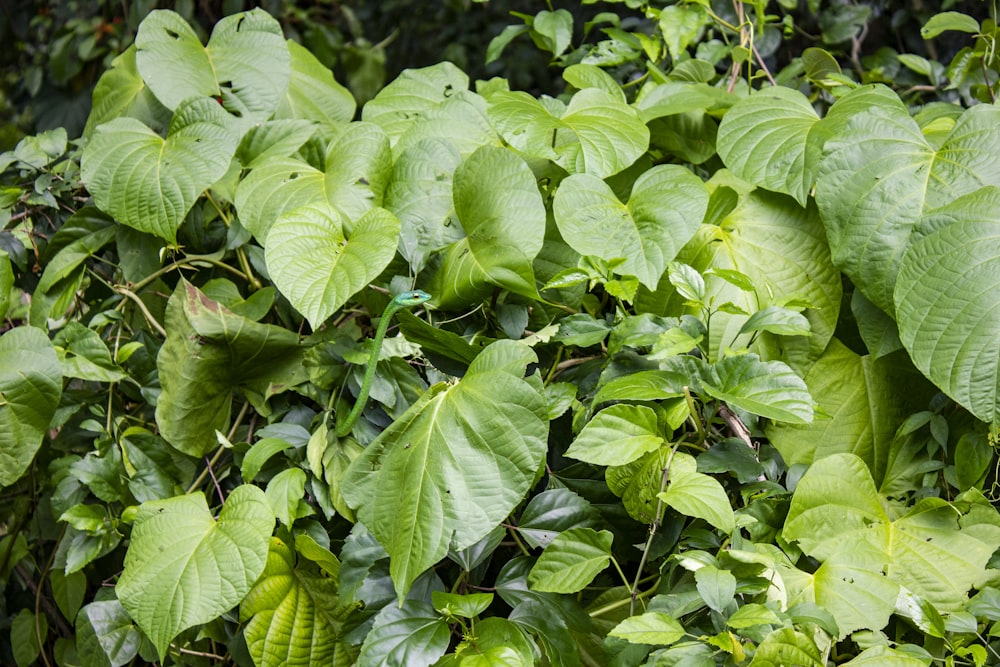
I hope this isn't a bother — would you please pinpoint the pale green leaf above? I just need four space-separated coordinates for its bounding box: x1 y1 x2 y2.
276 40 355 127
528 527 613 593
265 205 400 328
608 611 685 645
75 600 142 667
701 353 814 424
694 565 737 612
362 62 470 144
738 306 811 337
749 627 823 667
155 280 304 456
240 537 341 667
607 446 674 523
659 4 709 59
726 603 782 629
564 404 664 466
0 326 62 488
265 468 306 528
553 166 708 289
534 9 574 56
242 437 293 483
81 96 238 242
660 453 736 533
117 485 274 660
236 119 316 169
895 186 1000 428
342 340 549 599
431 591 493 618
136 9 289 120
841 645 931 666
921 11 981 38
717 86 821 206
815 86 1000 313
84 46 170 138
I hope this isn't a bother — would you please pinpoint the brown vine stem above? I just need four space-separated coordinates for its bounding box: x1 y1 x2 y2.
630 443 679 616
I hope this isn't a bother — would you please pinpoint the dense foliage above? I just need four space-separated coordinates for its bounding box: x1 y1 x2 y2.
4 1 1000 666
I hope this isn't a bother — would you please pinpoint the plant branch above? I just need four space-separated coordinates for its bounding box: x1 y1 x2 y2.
630 443 678 616
115 286 167 337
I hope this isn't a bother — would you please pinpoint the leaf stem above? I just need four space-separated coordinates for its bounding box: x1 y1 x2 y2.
630 443 678 616
115 286 167 337
186 401 251 495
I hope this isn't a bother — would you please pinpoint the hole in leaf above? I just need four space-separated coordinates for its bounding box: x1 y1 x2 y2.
165 29 180 40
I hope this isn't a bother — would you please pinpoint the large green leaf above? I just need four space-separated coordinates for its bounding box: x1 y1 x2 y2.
488 88 650 178
342 340 549 599
716 86 821 206
528 528 613 593
275 40 355 128
235 121 392 243
117 485 274 660
784 453 1000 610
0 326 62 488
155 280 305 456
240 537 342 667
356 600 450 667
553 165 708 289
895 186 1000 428
700 353 814 424
429 145 546 304
81 96 238 243
84 45 171 138
766 339 934 483
638 190 841 371
264 205 401 328
815 85 1000 312
564 404 664 466
135 9 289 120
362 62 470 145
660 452 736 533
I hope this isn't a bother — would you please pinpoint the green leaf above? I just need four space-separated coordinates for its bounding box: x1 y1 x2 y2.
447 145 546 299
694 565 737 613
895 187 1000 428
81 96 238 243
608 611 685 645
265 468 306 527
117 485 274 660
660 453 736 533
726 603 783 629
356 599 450 667
921 11 981 39
236 119 316 169
517 488 602 549
748 627 823 667
841 645 931 666
265 205 401 328
155 280 304 456
135 9 289 120
75 600 142 667
565 404 664 466
0 250 10 322
765 339 934 484
276 40 355 127
54 322 128 383
533 9 574 56
738 306 811 337
489 88 649 178
342 340 549 599
553 166 708 289
240 537 341 667
235 121 392 243
362 61 470 144
242 437 293 483
431 591 493 618
701 354 814 424
528 527 613 593
451 617 536 666
815 86 1000 313
0 326 62 488
717 86 821 206
11 609 45 667
659 3 709 59
84 45 170 138
607 446 674 523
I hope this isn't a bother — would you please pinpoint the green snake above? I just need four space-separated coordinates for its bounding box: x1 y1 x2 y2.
336 289 432 437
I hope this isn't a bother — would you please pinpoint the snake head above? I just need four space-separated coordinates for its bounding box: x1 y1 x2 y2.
393 290 432 307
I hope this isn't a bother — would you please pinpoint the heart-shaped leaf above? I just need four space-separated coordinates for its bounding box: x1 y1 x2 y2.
135 9 289 121
362 61 470 143
895 186 1000 428
81 96 238 243
264 204 401 328
117 485 274 660
0 327 62 488
553 165 708 289
342 340 549 599
84 46 170 138
275 40 355 128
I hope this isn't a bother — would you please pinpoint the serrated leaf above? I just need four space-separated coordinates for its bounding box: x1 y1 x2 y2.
155 280 304 456
701 354 814 424
565 404 664 466
607 446 675 523
265 205 401 328
240 537 341 667
553 166 708 289
528 527 613 593
608 611 685 645
489 88 649 178
81 96 238 243
0 327 62 488
135 9 289 120
717 86 821 206
117 485 274 660
342 340 549 599
895 187 1000 428
815 86 1000 313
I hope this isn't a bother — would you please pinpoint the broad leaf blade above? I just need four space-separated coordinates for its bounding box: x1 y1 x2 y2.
660 453 736 533
528 527 613 593
356 600 450 667
0 327 62 488
701 354 814 424
342 340 549 599
117 485 274 660
565 404 664 466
